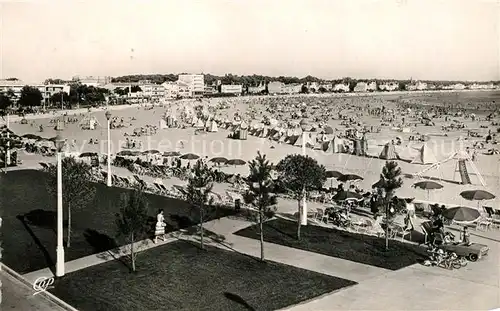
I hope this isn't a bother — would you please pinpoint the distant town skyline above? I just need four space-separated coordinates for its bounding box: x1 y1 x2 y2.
1 0 498 83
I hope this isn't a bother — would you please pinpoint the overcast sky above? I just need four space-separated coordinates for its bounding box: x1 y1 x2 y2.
1 0 498 83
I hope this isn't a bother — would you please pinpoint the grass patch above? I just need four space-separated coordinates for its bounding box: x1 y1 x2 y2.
0 169 235 274
234 218 427 270
49 240 356 311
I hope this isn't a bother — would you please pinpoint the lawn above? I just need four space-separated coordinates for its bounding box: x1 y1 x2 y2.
234 218 427 270
49 240 356 311
0 169 235 274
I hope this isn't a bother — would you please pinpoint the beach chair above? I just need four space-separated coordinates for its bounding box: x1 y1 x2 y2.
153 183 164 194
420 221 434 245
39 162 48 169
315 208 329 223
120 177 131 187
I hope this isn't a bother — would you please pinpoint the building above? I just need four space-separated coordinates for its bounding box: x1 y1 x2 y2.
72 76 111 86
0 80 70 105
306 82 319 92
221 84 243 95
161 82 179 99
378 82 398 91
319 83 333 91
248 83 266 94
267 81 285 94
333 83 350 92
354 82 368 92
204 86 217 95
177 74 204 97
366 81 377 92
139 83 165 101
282 83 302 94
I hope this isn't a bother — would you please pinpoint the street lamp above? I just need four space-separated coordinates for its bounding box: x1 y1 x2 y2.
299 118 309 226
54 133 65 277
105 110 112 187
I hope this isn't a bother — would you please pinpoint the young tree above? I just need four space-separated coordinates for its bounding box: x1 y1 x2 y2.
185 159 214 249
115 185 150 272
18 86 43 107
243 152 277 261
276 154 326 240
49 92 71 107
44 157 96 247
378 161 403 250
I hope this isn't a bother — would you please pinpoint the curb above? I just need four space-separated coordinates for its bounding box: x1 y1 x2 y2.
1 263 79 311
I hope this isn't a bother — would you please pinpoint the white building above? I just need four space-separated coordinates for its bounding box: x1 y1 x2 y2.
333 83 350 92
0 80 70 105
139 83 165 101
72 76 111 86
248 84 265 94
282 83 302 94
366 81 377 91
378 82 399 91
221 84 242 95
354 82 368 92
267 81 285 94
162 82 179 99
177 74 204 97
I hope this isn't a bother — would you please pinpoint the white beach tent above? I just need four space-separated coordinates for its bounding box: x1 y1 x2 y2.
208 120 218 132
411 144 438 165
379 142 399 160
293 132 315 148
79 115 101 130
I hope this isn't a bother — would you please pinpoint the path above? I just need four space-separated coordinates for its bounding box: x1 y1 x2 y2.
23 216 388 285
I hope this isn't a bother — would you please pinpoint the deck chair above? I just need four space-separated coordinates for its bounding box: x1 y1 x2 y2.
420 221 433 244
39 162 48 169
315 208 329 223
153 183 164 194
483 206 495 218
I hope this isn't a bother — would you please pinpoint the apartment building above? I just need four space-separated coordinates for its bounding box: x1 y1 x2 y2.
72 76 111 86
0 80 70 104
333 83 350 92
177 74 204 97
378 82 399 91
354 82 368 92
221 84 243 95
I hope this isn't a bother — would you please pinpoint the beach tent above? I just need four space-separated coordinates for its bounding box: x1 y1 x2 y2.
379 142 398 160
330 136 344 153
79 115 101 130
294 133 315 148
159 119 168 129
208 120 218 132
195 119 204 128
411 144 438 164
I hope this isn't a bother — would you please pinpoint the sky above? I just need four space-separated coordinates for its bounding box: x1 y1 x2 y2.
1 0 499 83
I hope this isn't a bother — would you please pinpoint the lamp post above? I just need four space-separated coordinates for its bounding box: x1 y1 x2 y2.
6 113 10 167
54 133 65 277
105 110 112 187
299 119 308 226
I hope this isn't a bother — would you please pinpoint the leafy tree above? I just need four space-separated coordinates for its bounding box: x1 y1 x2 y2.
130 85 142 93
18 86 43 107
300 85 309 94
243 152 277 261
0 94 13 117
378 161 403 250
276 154 326 240
115 185 150 272
114 87 129 96
185 159 214 249
43 157 96 247
49 92 71 107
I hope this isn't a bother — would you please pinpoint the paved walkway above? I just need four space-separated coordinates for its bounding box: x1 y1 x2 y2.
21 215 500 311
24 216 387 284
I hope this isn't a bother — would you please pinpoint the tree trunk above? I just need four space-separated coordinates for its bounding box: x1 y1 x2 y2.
67 203 71 248
297 200 301 240
259 210 264 261
200 204 204 249
131 233 136 272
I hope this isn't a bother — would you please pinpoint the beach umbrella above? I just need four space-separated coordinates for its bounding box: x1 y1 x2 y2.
210 157 228 164
163 151 181 157
443 206 481 223
326 170 343 179
338 174 363 183
460 190 495 201
142 150 160 155
79 152 98 158
322 126 334 134
117 150 134 156
227 159 246 166
332 191 363 201
22 134 43 140
180 153 200 160
413 180 443 200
